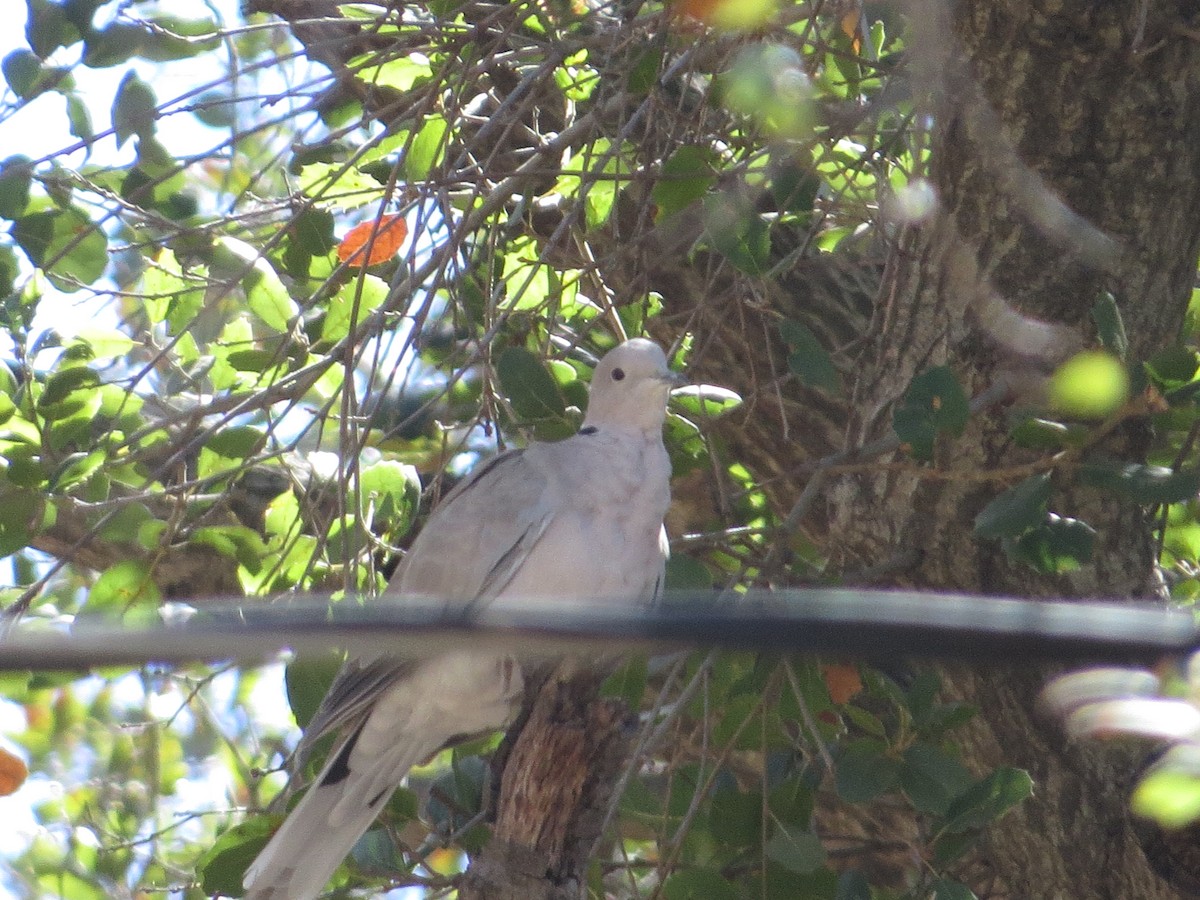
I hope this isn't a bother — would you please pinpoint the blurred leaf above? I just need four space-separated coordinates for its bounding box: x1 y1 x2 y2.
0 156 32 220
1145 345 1200 393
87 560 160 612
286 650 344 729
1008 514 1096 574
406 114 449 181
0 746 28 795
1048 351 1129 418
323 273 389 343
780 319 839 392
1092 292 1128 361
11 201 108 291
1079 462 1200 504
111 71 157 146
703 193 770 274
900 743 973 816
1133 763 1200 828
670 384 741 418
497 346 566 423
765 823 826 874
931 881 978 900
662 869 740 900
652 145 718 219
358 458 420 534
196 816 280 895
835 740 899 802
943 767 1032 832
2 49 70 100
973 472 1051 539
893 366 969 460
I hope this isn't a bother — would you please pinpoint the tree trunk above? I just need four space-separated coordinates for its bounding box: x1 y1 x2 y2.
825 2 1200 896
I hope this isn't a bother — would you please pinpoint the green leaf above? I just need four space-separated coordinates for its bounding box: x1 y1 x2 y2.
1133 766 1200 828
900 743 973 816
0 489 43 556
2 49 69 100
11 202 108 292
930 880 978 900
26 0 82 58
1048 350 1129 418
893 366 969 460
191 525 268 571
82 22 145 67
652 145 719 219
0 156 32 220
285 650 344 729
1092 292 1128 361
662 869 740 900
835 740 899 803
196 816 280 895
87 560 160 612
836 870 871 900
708 787 762 848
703 193 770 275
497 347 567 424
1008 514 1096 574
207 425 266 460
405 114 449 181
68 328 135 360
780 319 839 392
358 458 420 534
765 823 826 874
213 237 298 332
1079 462 1200 504
322 273 389 343
973 472 1052 539
1009 417 1085 451
670 384 741 418
50 449 106 491
353 54 431 93
602 655 647 708
943 767 1032 832
111 71 157 147
663 555 714 592
1144 345 1200 392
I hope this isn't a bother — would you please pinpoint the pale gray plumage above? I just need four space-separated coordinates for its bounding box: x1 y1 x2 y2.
242 338 680 900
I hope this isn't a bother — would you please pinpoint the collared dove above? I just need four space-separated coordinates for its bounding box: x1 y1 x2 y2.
242 338 681 900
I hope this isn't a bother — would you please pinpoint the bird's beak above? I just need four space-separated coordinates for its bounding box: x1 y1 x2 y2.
663 369 689 390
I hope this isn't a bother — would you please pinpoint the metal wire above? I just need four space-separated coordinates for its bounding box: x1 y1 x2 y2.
0 589 1193 671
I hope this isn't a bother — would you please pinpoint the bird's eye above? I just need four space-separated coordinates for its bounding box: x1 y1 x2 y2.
611 367 625 381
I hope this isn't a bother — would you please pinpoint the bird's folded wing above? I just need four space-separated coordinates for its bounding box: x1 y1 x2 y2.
297 448 556 758
389 447 558 604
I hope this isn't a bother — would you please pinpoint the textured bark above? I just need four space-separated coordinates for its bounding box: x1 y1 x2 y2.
460 664 634 900
822 2 1200 897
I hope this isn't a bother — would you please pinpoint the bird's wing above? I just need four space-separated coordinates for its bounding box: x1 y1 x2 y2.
293 448 554 754
245 449 557 899
389 447 558 604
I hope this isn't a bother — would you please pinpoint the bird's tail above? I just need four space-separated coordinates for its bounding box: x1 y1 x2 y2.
241 740 427 900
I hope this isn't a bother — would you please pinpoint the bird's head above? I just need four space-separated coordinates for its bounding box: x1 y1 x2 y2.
584 338 686 432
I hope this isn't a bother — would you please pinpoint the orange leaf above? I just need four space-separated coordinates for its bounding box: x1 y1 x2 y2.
0 747 28 796
841 10 863 54
821 663 863 705
337 214 408 267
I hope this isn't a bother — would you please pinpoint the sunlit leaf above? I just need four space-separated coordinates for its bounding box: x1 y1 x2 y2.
1048 350 1129 418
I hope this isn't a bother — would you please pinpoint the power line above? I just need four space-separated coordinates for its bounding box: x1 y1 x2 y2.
0 589 1192 670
